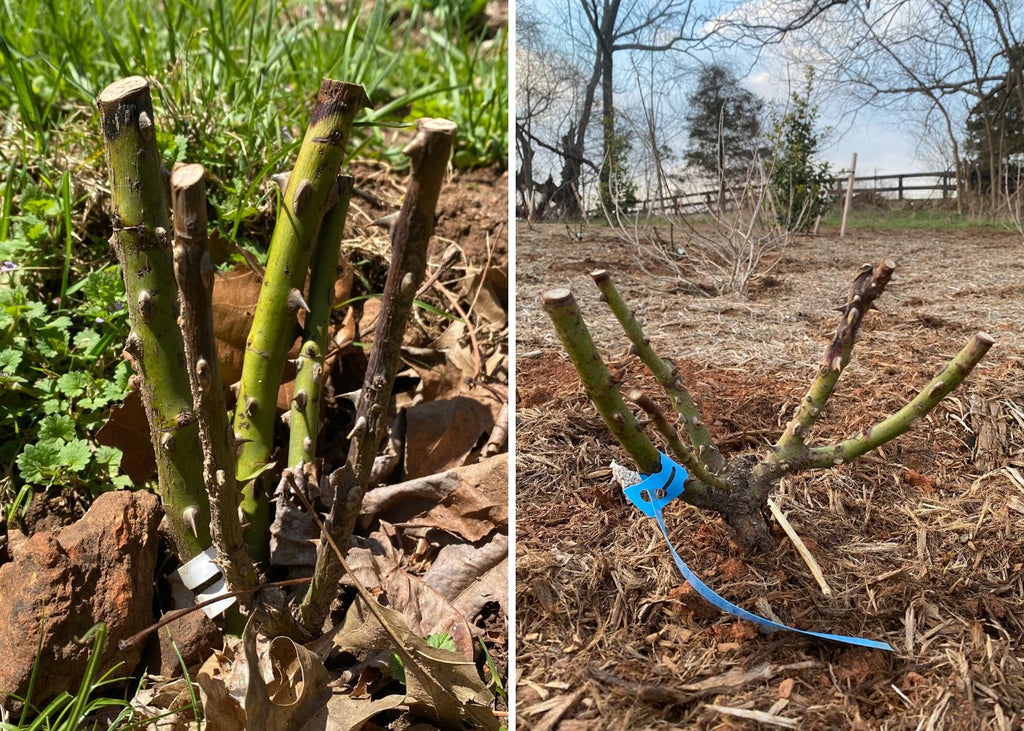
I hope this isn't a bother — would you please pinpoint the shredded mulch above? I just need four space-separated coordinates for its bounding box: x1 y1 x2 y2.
515 223 1024 729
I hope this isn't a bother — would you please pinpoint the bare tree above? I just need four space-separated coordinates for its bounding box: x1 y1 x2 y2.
596 66 797 298
516 6 587 221
517 0 867 221
755 0 1024 214
578 0 706 213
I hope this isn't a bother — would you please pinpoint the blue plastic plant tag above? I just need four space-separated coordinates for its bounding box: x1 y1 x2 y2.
625 452 893 652
623 451 687 518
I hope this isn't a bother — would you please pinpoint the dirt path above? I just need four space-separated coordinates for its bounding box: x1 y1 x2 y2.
515 223 1024 729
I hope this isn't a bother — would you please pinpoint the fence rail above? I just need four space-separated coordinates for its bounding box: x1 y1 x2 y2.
630 171 957 216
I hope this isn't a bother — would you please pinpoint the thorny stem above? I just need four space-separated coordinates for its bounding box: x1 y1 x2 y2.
773 260 895 467
804 331 995 468
629 390 731 493
116 576 311 651
170 163 259 599
233 79 370 561
590 269 725 472
97 77 210 560
542 288 661 475
548 259 993 551
287 176 355 467
296 118 456 634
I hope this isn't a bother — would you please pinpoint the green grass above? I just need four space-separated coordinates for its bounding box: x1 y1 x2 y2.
0 623 134 730
0 0 506 518
820 205 1015 232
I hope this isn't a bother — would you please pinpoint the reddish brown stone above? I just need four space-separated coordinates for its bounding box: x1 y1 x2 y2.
153 609 222 679
0 490 161 715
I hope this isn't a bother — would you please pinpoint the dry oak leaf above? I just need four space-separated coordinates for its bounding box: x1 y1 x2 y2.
346 527 476 660
403 395 499 479
197 616 331 731
359 455 507 541
424 532 509 621
211 264 301 409
95 388 155 484
325 594 499 730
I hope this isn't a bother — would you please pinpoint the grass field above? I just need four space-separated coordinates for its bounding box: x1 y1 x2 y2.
821 205 1016 232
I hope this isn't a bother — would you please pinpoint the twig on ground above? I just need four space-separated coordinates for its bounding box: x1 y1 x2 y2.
767 497 832 597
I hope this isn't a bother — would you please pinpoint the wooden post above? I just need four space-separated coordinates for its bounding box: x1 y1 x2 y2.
840 152 857 239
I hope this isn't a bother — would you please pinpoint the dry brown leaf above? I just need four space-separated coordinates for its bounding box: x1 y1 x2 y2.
403 396 495 478
332 307 358 352
196 648 247 731
129 676 199 730
359 472 462 528
401 481 504 542
359 459 506 541
358 297 381 340
326 594 499 730
333 255 356 310
211 264 300 408
430 320 475 377
197 618 333 730
301 692 405 731
484 347 506 378
95 389 155 485
262 636 332 720
453 454 508 507
413 360 462 402
211 265 263 386
423 533 509 621
273 462 506 571
346 527 476 660
462 268 507 331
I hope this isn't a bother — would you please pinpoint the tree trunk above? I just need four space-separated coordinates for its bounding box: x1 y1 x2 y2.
599 46 615 209
555 123 584 219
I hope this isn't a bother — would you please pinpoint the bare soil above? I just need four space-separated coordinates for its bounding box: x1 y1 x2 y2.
515 223 1024 729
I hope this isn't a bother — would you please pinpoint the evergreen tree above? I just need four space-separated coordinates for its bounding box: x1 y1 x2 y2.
684 64 764 184
767 68 832 230
599 117 638 214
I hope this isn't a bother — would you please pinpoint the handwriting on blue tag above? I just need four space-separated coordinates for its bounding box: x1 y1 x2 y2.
623 452 686 517
624 452 892 652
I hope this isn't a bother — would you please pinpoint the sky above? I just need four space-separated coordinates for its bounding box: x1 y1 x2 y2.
741 58 938 177
517 0 960 197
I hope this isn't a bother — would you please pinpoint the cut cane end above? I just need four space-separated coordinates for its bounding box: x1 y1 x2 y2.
542 288 574 307
416 117 457 135
171 163 205 189
98 76 149 106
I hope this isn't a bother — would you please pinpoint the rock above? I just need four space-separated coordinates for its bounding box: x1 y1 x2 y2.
150 578 223 678
0 490 161 716
154 611 222 679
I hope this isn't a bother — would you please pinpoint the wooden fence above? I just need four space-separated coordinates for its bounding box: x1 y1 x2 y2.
629 171 957 216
